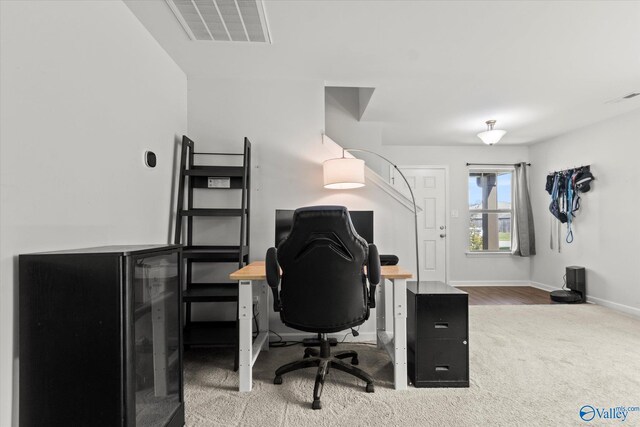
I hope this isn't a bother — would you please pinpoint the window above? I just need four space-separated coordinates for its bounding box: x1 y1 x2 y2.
468 168 513 252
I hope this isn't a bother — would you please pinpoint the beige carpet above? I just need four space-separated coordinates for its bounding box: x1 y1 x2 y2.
184 305 640 426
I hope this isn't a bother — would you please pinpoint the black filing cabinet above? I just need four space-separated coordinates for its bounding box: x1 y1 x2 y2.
19 245 184 427
407 281 469 388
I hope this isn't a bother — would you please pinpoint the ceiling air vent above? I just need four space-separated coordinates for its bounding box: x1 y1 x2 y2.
166 0 271 43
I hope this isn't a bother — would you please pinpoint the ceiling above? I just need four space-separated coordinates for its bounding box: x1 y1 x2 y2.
125 0 640 146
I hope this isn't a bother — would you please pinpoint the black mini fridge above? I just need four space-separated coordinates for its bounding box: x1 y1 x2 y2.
19 245 184 427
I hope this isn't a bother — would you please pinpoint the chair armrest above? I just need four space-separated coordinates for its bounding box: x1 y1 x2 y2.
367 244 381 308
265 247 282 312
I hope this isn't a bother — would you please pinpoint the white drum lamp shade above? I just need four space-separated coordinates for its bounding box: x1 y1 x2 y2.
323 157 365 189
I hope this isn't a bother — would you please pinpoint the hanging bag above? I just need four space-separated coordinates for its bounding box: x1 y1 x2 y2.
557 173 568 224
565 170 574 243
549 173 562 221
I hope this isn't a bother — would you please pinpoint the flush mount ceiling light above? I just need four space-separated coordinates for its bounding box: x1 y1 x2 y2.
477 120 507 145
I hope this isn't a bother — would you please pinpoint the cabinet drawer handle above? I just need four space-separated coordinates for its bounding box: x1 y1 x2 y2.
434 322 449 328
435 365 450 371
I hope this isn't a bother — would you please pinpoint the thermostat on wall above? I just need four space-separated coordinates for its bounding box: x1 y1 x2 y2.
144 151 157 168
208 177 230 188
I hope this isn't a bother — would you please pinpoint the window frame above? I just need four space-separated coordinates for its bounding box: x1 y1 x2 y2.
467 166 515 254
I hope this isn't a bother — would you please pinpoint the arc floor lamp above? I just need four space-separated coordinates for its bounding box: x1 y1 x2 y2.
323 148 421 284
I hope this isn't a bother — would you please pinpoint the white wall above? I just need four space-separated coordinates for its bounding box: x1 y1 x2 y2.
325 88 532 284
529 108 640 316
188 79 535 342
188 78 418 338
0 1 187 425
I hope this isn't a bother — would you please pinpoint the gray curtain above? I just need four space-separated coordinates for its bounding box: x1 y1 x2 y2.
512 162 536 256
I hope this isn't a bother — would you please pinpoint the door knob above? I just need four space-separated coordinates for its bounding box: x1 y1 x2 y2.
440 225 446 230
440 234 446 238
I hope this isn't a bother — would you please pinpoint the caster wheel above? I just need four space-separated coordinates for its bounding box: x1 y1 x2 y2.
303 354 310 359
273 376 283 385
312 400 322 410
351 357 359 365
366 383 374 393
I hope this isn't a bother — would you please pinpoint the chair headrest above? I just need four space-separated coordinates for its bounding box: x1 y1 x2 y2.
278 205 367 259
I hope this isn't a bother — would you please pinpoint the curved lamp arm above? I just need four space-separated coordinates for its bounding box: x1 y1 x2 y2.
343 148 420 284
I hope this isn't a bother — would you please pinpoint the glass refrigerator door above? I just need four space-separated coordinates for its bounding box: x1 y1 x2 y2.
132 253 181 427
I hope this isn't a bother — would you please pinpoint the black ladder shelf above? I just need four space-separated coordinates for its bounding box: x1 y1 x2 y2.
174 135 251 370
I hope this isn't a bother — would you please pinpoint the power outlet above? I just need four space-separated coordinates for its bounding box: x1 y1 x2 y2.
252 296 259 305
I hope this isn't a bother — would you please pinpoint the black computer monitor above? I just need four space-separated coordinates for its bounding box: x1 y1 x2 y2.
275 209 374 247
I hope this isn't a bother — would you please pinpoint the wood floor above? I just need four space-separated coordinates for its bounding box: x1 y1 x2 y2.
456 286 553 305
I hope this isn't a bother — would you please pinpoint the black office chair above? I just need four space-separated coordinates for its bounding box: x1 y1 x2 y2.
265 206 381 410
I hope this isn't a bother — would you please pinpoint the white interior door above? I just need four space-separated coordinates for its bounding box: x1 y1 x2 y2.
392 167 447 282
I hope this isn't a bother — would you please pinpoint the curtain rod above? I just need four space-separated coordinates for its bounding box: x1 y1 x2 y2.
466 162 531 167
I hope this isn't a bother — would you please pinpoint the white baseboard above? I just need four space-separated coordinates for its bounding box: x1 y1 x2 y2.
449 280 532 287
584 295 640 318
269 331 377 343
529 281 557 292
530 281 640 318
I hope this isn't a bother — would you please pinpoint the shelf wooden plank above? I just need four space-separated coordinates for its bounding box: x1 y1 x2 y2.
230 261 266 280
229 261 413 280
380 265 413 279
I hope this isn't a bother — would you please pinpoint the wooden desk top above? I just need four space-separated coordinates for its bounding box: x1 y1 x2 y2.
230 261 413 281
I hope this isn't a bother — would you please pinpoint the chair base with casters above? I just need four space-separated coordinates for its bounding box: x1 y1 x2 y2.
273 334 374 410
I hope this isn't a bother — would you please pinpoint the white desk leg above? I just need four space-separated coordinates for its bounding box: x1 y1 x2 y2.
238 280 253 392
392 278 408 390
376 278 386 349
384 278 394 333
258 281 269 351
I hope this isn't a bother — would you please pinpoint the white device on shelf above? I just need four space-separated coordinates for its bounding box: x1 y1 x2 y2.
207 177 231 188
